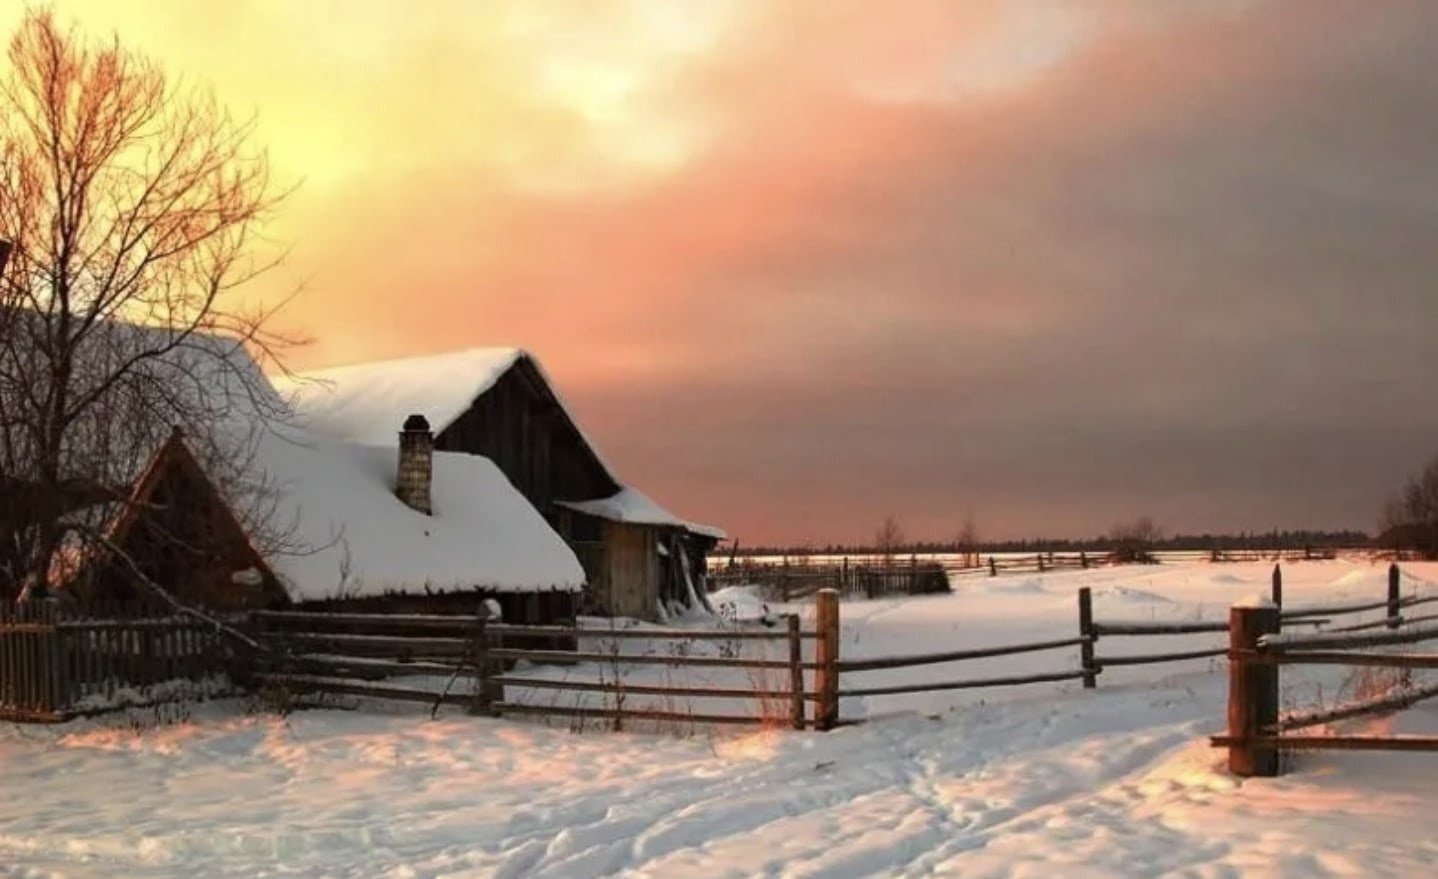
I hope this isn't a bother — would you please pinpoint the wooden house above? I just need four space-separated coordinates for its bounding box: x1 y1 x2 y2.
276 348 726 621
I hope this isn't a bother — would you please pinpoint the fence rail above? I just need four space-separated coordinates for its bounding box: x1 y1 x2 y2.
254 610 823 730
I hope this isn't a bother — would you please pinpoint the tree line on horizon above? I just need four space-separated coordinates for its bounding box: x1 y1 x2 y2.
731 527 1374 558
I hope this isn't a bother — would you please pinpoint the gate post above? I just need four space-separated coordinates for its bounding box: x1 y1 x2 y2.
1228 597 1280 777
814 589 840 731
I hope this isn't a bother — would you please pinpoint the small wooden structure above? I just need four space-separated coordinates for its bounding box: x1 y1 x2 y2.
68 429 288 612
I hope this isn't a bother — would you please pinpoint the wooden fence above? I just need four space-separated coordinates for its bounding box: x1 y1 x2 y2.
0 602 235 722
1211 566 1438 776
250 610 827 730
710 558 950 602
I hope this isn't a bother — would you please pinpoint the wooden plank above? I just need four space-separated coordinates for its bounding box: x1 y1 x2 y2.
1092 621 1227 636
1263 623 1438 652
1210 735 1438 752
837 636 1090 673
255 673 473 706
252 610 797 640
1094 646 1226 668
838 669 1086 698
493 701 768 726
487 647 810 670
277 655 465 678
1239 650 1438 669
493 675 811 700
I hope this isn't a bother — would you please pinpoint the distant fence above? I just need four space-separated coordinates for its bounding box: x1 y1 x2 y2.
709 558 950 602
0 602 235 722
828 564 1435 726
251 610 825 730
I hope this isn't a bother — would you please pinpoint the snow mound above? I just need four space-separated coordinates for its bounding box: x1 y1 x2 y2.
1206 573 1246 585
981 577 1049 596
1329 569 1373 588
709 585 771 623
1097 586 1175 605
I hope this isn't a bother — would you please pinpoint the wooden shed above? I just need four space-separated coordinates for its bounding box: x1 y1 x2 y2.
277 348 726 621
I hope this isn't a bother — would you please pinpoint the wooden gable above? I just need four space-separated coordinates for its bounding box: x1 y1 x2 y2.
85 430 287 611
434 356 618 510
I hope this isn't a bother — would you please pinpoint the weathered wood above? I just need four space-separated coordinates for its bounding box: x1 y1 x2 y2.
493 702 769 726
486 646 811 670
839 669 1086 698
788 614 805 731
1094 646 1227 668
1092 620 1226 636
1236 649 1438 669
493 675 811 701
1078 587 1097 689
1262 623 1438 652
1388 563 1401 630
837 636 1091 673
1210 735 1438 753
814 589 840 731
1227 600 1281 777
257 673 471 707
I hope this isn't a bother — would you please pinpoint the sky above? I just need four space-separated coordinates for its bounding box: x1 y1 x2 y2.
11 0 1438 545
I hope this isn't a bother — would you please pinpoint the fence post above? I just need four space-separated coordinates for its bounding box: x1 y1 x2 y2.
787 614 805 731
815 589 840 730
1270 564 1282 610
1388 563 1401 629
1037 553 1045 573
1080 551 1088 570
1078 586 1097 689
1227 597 1280 777
471 612 501 717
989 557 997 577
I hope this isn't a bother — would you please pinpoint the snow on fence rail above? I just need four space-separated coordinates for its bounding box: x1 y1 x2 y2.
0 602 234 722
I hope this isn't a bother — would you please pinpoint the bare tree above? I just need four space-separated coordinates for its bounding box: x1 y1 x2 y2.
874 515 905 566
955 511 979 567
1380 455 1438 559
0 11 296 600
1108 516 1162 564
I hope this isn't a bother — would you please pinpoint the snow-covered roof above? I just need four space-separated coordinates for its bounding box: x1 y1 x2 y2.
556 488 727 541
275 345 726 544
242 422 584 600
272 348 528 448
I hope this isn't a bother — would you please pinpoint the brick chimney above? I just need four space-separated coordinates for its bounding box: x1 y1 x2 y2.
396 414 433 514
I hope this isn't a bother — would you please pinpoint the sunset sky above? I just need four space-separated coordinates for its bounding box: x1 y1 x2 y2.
17 0 1438 545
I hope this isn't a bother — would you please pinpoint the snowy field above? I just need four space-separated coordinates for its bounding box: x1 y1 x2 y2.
4 559 1438 878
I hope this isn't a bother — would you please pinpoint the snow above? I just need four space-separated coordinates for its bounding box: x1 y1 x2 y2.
556 487 728 540
272 347 525 447
1234 594 1278 609
245 423 585 599
4 559 1438 877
